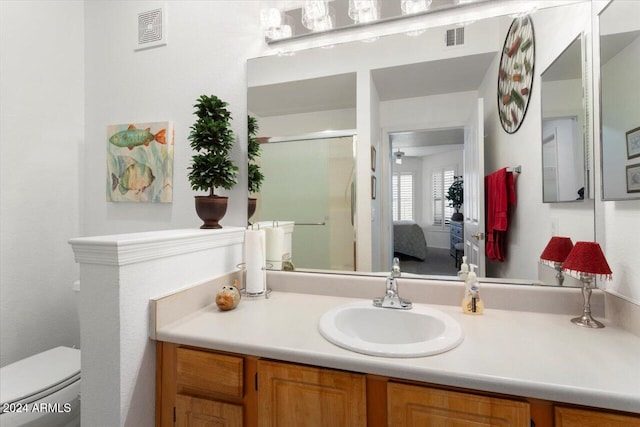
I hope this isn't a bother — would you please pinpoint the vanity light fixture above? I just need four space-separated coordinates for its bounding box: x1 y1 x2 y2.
540 236 574 286
261 8 293 41
401 0 432 15
401 0 431 36
302 0 334 31
562 242 612 329
348 0 380 24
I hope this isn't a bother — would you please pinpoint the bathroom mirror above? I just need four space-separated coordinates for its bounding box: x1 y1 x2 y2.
599 0 640 201
248 1 595 286
540 35 586 203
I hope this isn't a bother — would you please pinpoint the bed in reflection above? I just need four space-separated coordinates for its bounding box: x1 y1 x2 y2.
393 220 428 261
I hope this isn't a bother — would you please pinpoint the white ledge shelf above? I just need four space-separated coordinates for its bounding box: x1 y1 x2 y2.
69 227 245 266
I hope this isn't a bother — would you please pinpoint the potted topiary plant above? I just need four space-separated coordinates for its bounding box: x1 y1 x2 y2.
247 115 265 221
188 94 238 229
446 176 464 221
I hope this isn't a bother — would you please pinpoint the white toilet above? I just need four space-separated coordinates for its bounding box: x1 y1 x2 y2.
0 347 81 426
0 283 81 427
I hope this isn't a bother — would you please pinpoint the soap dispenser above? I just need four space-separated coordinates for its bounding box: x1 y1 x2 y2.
462 264 484 315
458 256 469 281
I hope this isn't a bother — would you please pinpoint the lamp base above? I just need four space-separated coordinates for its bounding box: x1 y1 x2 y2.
572 273 605 329
571 314 604 329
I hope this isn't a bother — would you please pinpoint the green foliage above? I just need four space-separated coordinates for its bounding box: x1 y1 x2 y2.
247 115 265 194
446 176 463 210
187 95 238 195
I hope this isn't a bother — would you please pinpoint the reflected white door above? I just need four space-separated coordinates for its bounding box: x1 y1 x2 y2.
257 136 355 271
464 98 486 275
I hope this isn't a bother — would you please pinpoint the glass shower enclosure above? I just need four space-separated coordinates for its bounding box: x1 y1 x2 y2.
253 133 356 271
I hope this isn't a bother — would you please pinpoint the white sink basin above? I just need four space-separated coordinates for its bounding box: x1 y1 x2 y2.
318 301 463 358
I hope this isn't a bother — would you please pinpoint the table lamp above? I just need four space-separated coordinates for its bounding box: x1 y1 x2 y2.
540 236 574 286
562 242 612 329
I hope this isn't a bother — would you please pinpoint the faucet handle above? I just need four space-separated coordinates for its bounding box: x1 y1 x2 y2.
391 257 401 277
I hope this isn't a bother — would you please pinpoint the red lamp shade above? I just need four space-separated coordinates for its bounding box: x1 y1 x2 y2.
562 241 613 279
540 236 574 263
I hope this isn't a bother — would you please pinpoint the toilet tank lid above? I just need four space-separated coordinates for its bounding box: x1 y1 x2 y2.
0 346 80 406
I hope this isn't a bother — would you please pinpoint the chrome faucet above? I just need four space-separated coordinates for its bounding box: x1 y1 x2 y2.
373 257 412 309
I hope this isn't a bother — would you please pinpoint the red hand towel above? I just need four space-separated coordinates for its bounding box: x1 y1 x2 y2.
485 168 516 262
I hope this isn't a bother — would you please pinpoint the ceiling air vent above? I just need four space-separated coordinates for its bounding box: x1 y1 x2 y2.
135 5 167 51
445 27 465 47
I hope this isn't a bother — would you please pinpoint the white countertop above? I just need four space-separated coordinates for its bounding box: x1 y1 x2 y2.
155 290 640 414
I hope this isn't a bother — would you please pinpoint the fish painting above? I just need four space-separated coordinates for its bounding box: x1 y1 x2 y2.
109 124 166 150
111 160 156 195
106 121 174 202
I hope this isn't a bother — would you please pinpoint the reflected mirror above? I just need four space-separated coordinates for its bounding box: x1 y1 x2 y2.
599 0 640 200
540 35 586 203
248 1 595 286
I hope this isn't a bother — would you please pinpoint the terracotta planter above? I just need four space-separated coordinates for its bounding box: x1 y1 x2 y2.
194 196 228 229
248 198 257 221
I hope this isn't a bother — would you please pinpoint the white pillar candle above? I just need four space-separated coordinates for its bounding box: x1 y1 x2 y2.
244 229 266 294
265 226 285 270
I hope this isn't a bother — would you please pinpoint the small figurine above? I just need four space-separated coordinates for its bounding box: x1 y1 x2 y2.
216 279 241 311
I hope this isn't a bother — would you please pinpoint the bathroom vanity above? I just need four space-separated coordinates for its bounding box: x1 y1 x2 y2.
152 272 640 427
156 342 638 427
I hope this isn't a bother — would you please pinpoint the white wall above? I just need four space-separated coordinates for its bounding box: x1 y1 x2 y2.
0 1 83 366
83 1 263 237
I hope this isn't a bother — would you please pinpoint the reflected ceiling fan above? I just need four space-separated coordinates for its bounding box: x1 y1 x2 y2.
394 148 405 164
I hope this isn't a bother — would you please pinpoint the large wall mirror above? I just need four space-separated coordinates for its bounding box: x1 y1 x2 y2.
248 1 595 287
540 35 587 203
599 0 640 200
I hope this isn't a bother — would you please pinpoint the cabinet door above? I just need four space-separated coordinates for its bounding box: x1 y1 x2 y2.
176 347 243 400
555 406 640 427
176 394 242 427
257 360 366 427
388 382 530 426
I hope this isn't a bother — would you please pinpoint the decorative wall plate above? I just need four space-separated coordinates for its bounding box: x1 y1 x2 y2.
497 15 535 134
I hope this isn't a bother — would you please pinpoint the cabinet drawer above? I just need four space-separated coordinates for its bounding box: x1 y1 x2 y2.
176 347 243 399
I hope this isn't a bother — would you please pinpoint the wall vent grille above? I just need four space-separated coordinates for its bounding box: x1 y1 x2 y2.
136 6 166 50
445 27 465 47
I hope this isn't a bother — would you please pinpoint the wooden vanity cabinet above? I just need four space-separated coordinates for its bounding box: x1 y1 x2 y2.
555 406 640 427
257 359 366 426
388 382 530 426
156 343 365 427
157 343 252 427
156 342 640 427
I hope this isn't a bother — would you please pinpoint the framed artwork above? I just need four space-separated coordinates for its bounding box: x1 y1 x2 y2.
626 127 640 159
371 175 377 200
497 15 535 134
371 146 377 172
627 163 640 193
106 121 174 203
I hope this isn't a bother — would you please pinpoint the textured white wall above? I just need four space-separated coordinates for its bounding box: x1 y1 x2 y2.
70 229 244 426
83 1 264 237
0 1 83 366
